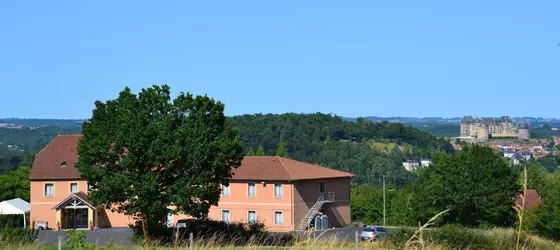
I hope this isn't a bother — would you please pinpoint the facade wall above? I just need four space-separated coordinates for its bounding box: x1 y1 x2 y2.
31 178 350 232
30 180 134 229
30 179 88 228
292 178 351 229
171 181 294 232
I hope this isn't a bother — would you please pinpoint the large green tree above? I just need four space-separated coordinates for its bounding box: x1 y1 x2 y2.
76 85 243 247
0 166 31 201
411 145 520 227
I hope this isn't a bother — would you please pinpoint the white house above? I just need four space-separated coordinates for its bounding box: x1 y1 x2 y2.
420 159 432 167
403 160 420 171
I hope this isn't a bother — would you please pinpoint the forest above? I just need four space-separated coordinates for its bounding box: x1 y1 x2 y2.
230 113 454 187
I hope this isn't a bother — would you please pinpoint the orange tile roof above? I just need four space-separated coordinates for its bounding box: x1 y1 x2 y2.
232 156 354 181
31 135 354 181
30 135 83 180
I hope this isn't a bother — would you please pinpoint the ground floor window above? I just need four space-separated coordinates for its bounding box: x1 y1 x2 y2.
247 210 256 224
274 211 283 225
222 210 230 223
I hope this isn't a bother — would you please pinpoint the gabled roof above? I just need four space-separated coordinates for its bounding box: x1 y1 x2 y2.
30 135 83 180
31 135 354 181
232 156 354 181
52 192 95 210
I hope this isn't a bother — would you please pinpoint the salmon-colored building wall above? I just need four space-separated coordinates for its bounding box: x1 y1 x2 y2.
172 181 294 232
30 179 88 228
31 178 351 231
30 180 135 229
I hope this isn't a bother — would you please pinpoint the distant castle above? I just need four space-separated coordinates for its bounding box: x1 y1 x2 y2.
460 116 529 140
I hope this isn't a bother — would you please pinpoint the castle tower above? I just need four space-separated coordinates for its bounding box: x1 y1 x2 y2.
518 120 530 140
477 124 489 140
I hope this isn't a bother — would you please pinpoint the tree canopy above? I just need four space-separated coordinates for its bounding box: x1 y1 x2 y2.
76 85 243 247
0 166 31 201
411 144 520 227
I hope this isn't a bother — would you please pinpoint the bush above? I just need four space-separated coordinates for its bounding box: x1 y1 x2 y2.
64 229 94 250
0 227 39 246
0 214 27 228
132 218 295 247
382 226 558 250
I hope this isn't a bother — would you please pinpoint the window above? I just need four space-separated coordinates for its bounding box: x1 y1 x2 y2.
274 184 283 197
247 210 256 224
45 183 54 196
248 183 256 197
70 183 78 193
274 211 283 225
222 210 231 223
222 184 230 197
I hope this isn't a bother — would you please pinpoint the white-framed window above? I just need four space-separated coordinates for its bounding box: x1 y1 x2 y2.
45 183 54 196
248 183 256 197
222 209 231 223
222 184 230 197
247 210 257 224
274 184 283 197
70 183 78 193
274 211 283 225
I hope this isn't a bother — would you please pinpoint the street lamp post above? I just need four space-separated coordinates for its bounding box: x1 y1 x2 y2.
382 175 386 226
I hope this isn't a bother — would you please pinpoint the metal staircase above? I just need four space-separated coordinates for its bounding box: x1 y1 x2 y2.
296 192 335 231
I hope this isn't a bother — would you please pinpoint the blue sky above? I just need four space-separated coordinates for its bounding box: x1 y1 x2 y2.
1 1 558 119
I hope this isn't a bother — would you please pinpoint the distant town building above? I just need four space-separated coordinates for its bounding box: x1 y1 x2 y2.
502 148 515 158
403 160 420 171
460 116 530 141
420 159 432 167
520 152 532 160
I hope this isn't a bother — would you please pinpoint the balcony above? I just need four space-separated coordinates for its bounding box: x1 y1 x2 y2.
321 192 335 203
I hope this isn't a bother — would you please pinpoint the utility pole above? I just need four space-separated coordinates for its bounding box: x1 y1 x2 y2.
382 175 386 226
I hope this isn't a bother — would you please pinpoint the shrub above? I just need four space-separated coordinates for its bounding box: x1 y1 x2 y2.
64 229 94 250
0 214 27 228
132 218 295 247
0 227 39 246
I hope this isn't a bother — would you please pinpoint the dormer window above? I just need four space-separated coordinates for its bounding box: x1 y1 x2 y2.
60 161 67 167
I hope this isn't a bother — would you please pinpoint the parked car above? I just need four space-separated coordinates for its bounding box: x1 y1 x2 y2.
360 226 388 241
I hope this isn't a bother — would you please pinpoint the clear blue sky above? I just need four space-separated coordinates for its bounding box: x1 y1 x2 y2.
1 1 558 119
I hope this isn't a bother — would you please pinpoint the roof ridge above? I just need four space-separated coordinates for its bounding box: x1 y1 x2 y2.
276 156 294 180
34 134 64 158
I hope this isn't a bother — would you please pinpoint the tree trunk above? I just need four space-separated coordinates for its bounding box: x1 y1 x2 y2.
142 215 151 248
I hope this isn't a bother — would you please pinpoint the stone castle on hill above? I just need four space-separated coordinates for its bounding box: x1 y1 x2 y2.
460 116 530 140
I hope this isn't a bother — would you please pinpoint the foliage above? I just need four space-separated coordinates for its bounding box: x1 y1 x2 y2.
0 126 80 153
410 144 520 227
0 227 39 246
538 156 559 173
230 114 452 187
75 85 244 247
0 214 27 229
256 145 265 156
132 219 292 247
528 169 560 240
64 229 94 250
275 141 288 157
0 166 31 201
246 147 255 156
384 226 557 250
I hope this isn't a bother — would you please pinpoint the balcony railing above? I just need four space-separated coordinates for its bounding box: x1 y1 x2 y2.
321 192 335 203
